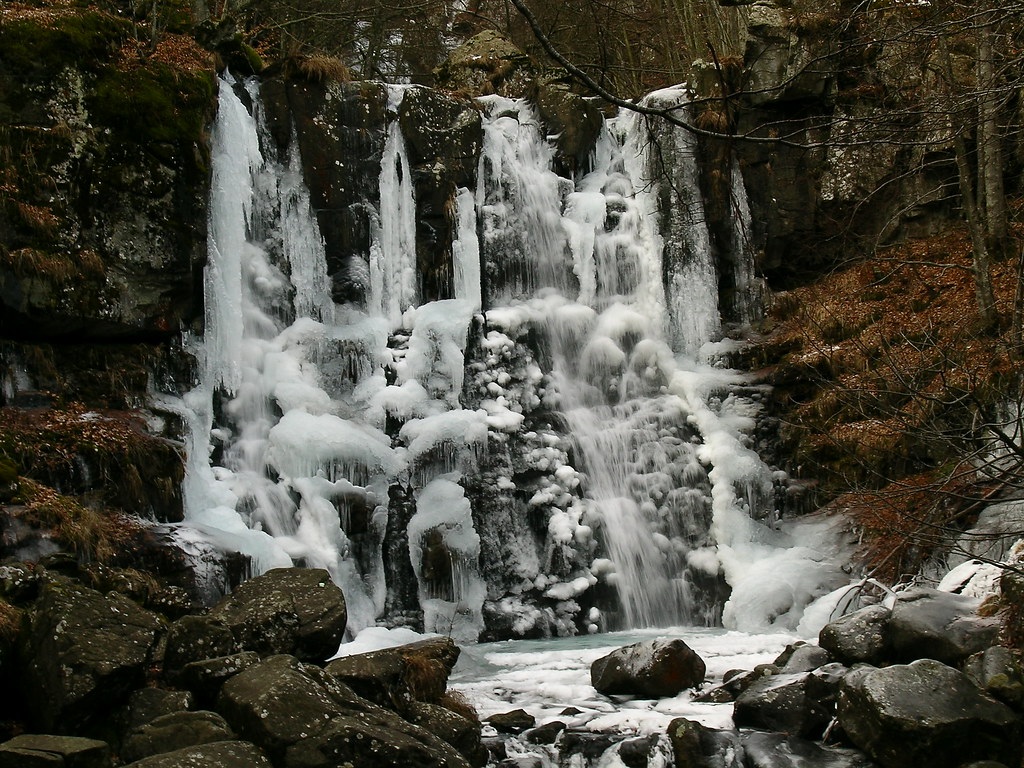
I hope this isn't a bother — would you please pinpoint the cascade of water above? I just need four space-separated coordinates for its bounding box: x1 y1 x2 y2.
178 74 853 641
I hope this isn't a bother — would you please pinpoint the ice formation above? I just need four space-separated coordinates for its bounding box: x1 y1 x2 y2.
172 74 853 642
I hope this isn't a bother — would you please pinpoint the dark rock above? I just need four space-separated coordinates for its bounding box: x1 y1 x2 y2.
121 740 271 767
216 655 345 758
163 615 236 673
774 641 831 673
837 659 1021 768
0 562 43 603
180 652 262 706
407 701 486 766
324 637 460 711
819 604 891 665
532 81 603 174
119 688 194 734
524 720 565 745
888 588 1000 664
617 734 658 768
741 732 874 768
0 734 110 768
559 730 618 761
208 568 347 662
487 709 535 734
18 578 164 732
591 639 706 698
962 646 1024 708
667 718 743 768
695 664 780 703
433 31 534 98
733 672 832 739
121 711 234 763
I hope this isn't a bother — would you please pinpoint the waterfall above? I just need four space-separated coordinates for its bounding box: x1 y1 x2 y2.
175 74 852 641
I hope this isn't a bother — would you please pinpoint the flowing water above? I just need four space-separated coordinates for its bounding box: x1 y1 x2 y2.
168 74 854 643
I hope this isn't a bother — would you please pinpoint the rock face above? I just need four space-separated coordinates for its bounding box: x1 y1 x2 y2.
208 568 347 662
0 11 213 341
887 588 1000 664
591 639 706 698
837 659 1022 768
18 577 165 732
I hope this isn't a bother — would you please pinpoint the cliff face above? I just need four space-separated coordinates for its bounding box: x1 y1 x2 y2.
0 8 214 342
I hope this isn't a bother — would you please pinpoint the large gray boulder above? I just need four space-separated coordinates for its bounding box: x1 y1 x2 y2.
18 578 165 731
887 588 1000 664
962 646 1024 709
818 603 890 665
591 639 706 698
837 659 1021 768
208 568 346 662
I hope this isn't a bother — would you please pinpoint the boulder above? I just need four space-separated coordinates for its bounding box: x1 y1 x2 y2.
208 568 346 662
732 671 832 739
591 639 706 698
163 615 236 673
818 604 890 665
962 646 1024 709
433 30 534 98
18 578 164 731
407 701 487 766
774 641 831 673
741 732 874 768
888 588 1000 664
667 717 743 768
216 654 469 768
0 734 110 768
216 655 347 758
837 659 1022 768
118 688 195 737
180 652 262 706
122 740 271 767
695 664 779 703
523 720 564 746
486 709 535 734
121 711 235 763
325 637 460 710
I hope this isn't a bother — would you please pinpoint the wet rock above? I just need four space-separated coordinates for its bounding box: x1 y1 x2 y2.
325 637 460 711
180 652 262 707
818 604 890 665
121 711 234 763
667 717 743 768
888 588 1000 664
433 31 534 98
121 740 271 767
163 615 236 673
487 709 535 734
532 80 603 174
733 671 832 739
524 720 565 745
215 655 346 758
837 659 1021 768
559 730 618 762
208 568 347 662
407 701 486 766
591 639 706 698
0 734 110 768
18 577 164 731
774 641 831 673
962 646 1024 708
119 688 195 734
695 664 779 703
741 732 874 768
618 734 658 768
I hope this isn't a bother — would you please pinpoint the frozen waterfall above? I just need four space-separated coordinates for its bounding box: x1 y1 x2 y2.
172 74 852 642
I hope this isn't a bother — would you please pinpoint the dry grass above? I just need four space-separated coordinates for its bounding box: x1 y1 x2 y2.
282 54 350 83
438 690 480 724
763 222 1024 575
401 652 448 703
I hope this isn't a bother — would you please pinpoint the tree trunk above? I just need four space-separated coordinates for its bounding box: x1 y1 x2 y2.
978 11 1009 260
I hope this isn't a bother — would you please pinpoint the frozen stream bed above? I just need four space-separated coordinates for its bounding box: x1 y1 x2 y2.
450 628 798 746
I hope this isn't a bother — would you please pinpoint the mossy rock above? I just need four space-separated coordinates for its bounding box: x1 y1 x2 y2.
90 64 215 145
0 12 131 78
